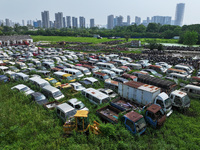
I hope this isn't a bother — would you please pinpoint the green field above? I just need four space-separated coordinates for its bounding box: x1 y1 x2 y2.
31 36 178 44
1 81 200 150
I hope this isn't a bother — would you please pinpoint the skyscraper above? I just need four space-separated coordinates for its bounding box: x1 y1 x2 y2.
72 17 78 28
5 19 10 26
135 16 141 25
151 16 171 25
116 16 123 26
90 19 95 28
22 20 25 26
55 12 63 29
107 15 114 29
66 16 71 28
175 3 185 26
79 16 85 28
127 15 130 25
63 17 66 28
41 11 50 28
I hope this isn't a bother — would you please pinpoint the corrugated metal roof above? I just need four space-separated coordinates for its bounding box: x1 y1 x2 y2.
125 111 143 123
146 104 161 114
139 84 160 93
123 81 144 89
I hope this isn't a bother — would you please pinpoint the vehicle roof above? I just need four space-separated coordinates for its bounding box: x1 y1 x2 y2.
175 65 190 69
13 84 27 89
68 98 81 105
53 71 66 76
167 68 186 73
74 110 89 117
42 85 59 92
0 66 9 69
149 65 162 68
84 77 98 82
171 90 187 98
124 111 143 123
185 84 200 90
147 104 161 114
70 82 81 86
169 73 187 77
15 72 29 77
111 68 123 72
63 68 80 72
83 88 109 100
94 72 107 76
57 103 75 113
124 81 144 88
102 69 115 74
139 84 160 93
122 73 137 79
31 92 44 97
105 79 119 86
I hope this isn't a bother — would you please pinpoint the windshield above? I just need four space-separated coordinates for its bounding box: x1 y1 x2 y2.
83 70 89 73
53 91 62 98
76 72 82 76
21 87 29 92
67 76 75 81
135 118 146 132
66 109 77 119
111 73 116 77
110 64 116 68
75 102 85 109
50 79 57 84
50 64 55 68
35 95 46 101
103 75 110 80
76 85 83 89
165 98 172 108
183 95 190 106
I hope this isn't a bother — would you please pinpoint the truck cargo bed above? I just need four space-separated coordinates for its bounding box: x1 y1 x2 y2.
43 101 60 110
96 105 122 124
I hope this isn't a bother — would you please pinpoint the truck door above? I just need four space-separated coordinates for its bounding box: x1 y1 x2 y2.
124 118 136 134
145 111 157 128
155 99 165 111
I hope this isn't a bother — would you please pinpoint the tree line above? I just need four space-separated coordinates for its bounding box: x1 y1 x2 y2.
0 23 200 45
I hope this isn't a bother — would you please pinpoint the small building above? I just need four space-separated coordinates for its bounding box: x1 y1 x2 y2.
0 35 33 46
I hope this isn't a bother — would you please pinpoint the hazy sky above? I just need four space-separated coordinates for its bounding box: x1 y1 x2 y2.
0 0 199 26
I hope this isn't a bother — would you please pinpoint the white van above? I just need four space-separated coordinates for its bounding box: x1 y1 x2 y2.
107 54 119 61
174 65 193 74
82 88 110 105
0 66 9 74
32 60 41 66
14 72 29 81
111 68 124 76
101 69 116 79
42 62 55 69
120 57 133 63
166 68 188 75
113 59 129 66
167 73 190 80
56 103 77 122
126 63 142 70
96 62 116 70
42 85 64 100
182 84 200 98
73 66 91 76
63 68 84 78
29 77 50 88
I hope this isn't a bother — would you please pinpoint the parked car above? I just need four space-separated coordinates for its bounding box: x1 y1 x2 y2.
70 82 86 91
79 77 98 86
67 98 89 111
30 92 49 105
97 88 117 98
142 69 163 77
11 84 35 95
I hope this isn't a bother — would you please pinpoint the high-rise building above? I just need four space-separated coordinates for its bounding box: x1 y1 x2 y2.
66 16 71 28
175 3 185 26
107 15 114 29
135 16 141 25
151 16 171 25
49 21 54 28
127 15 130 25
5 19 10 26
72 17 78 28
37 20 42 28
55 12 63 29
22 20 25 26
63 17 66 28
147 17 150 24
116 16 123 26
79 16 85 28
113 16 118 27
41 11 50 28
90 19 95 28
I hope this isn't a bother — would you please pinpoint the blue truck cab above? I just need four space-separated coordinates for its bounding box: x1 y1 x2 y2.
122 111 146 135
145 104 166 128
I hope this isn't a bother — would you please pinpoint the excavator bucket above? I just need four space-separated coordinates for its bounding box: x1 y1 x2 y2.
89 121 101 135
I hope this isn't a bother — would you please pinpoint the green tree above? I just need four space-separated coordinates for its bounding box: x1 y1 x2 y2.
183 31 198 46
146 23 161 33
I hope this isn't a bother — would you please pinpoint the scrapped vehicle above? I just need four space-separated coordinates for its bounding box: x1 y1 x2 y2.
13 72 29 81
110 68 124 76
142 69 162 77
118 66 131 72
0 75 10 82
16 62 27 70
166 73 190 80
155 62 172 70
166 68 188 75
145 104 166 128
113 77 128 83
181 84 200 99
96 105 122 124
98 88 117 98
104 79 119 91
122 111 147 135
73 66 91 76
67 98 89 111
136 60 151 68
36 70 50 77
42 85 65 100
82 88 110 105
11 84 35 95
63 110 101 135
29 77 50 88
122 73 137 81
170 90 190 108
43 101 60 110
9 66 20 72
30 92 49 105
96 62 116 70
53 71 76 82
56 103 77 122
174 65 193 74
42 62 55 69
93 72 110 81
126 63 142 70
148 65 167 73
101 69 116 79
120 57 133 63
0 66 9 74
70 82 86 91
132 71 149 77
79 77 98 86
45 77 61 87
63 68 84 78
118 81 173 117
137 75 177 94
82 64 99 73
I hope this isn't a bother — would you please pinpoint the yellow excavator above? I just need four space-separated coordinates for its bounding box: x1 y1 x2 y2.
63 110 101 135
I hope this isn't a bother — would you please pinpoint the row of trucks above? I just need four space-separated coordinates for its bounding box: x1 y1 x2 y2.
96 80 191 135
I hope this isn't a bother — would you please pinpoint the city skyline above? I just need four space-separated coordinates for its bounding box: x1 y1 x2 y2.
0 0 198 26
